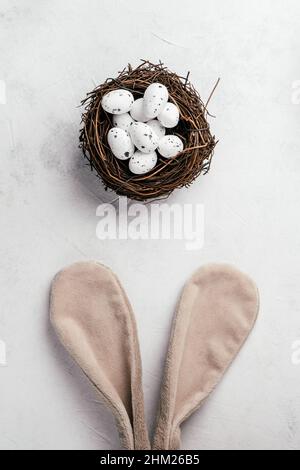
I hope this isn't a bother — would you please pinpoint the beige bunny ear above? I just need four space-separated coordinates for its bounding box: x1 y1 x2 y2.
152 263 259 450
50 261 150 450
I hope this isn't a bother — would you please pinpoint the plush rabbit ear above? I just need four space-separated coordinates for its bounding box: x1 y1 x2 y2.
50 261 150 450
152 264 259 450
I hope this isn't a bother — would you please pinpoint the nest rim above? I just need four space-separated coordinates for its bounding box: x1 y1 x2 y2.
79 60 217 202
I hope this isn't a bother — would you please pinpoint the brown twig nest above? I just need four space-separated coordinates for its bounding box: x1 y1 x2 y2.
79 60 218 201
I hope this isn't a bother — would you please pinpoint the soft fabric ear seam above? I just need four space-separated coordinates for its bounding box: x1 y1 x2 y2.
50 279 135 450
112 273 151 450
169 285 260 448
152 264 260 450
151 281 197 450
50 262 147 450
166 284 199 449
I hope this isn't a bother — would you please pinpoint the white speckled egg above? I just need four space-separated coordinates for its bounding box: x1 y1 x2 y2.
129 122 159 154
157 102 180 128
143 83 168 119
107 127 135 160
112 113 134 132
101 89 134 115
158 135 184 159
129 150 157 175
147 119 166 139
130 98 148 122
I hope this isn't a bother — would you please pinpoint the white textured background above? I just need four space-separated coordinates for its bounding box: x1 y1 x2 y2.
0 0 300 450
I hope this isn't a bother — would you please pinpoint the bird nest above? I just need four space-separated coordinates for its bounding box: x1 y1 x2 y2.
79 60 218 201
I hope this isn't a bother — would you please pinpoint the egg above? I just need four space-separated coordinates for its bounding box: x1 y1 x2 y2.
112 113 134 132
157 102 180 128
130 98 148 122
143 83 169 119
101 89 134 115
107 127 135 160
129 122 159 154
129 150 157 175
158 135 184 159
147 119 166 139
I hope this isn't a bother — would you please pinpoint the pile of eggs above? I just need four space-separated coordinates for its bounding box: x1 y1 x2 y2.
101 83 183 175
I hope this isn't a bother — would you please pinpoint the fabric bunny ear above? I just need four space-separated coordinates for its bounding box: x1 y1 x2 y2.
152 264 259 450
50 261 150 450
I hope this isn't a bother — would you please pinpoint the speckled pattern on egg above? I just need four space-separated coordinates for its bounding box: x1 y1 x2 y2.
147 119 166 139
129 122 159 154
107 127 135 160
157 102 180 128
158 135 184 159
129 150 157 175
143 83 169 119
101 89 134 115
112 113 134 132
